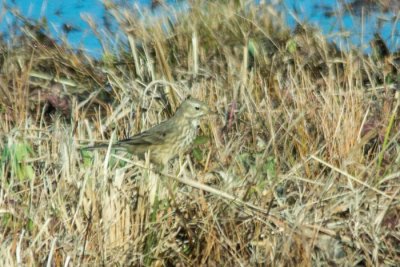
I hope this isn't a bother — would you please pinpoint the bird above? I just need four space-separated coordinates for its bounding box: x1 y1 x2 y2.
83 98 212 167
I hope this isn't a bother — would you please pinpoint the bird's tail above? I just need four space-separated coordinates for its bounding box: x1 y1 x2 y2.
81 143 110 151
81 143 130 153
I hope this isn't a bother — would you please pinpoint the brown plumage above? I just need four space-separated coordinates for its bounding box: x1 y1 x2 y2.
84 98 212 166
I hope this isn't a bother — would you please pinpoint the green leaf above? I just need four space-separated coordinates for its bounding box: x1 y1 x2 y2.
262 156 276 179
24 165 35 180
9 142 35 181
193 135 209 145
192 147 203 162
81 150 93 167
248 39 258 58
1 213 12 227
286 39 297 54
26 218 35 232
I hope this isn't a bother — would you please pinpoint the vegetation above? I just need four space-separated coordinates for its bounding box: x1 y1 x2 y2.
1 1 399 265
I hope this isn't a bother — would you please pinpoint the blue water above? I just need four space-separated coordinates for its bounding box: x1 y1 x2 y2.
1 0 106 57
282 1 399 52
1 0 399 57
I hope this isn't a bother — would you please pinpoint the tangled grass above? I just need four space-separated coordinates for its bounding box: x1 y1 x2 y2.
1 1 399 266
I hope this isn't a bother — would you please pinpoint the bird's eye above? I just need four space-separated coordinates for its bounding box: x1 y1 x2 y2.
195 106 200 110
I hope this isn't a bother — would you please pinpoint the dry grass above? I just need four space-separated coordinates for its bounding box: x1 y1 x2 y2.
1 1 400 266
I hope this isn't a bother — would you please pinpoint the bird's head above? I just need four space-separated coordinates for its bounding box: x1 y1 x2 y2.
175 98 212 120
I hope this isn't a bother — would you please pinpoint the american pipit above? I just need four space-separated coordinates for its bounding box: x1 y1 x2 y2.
84 98 212 166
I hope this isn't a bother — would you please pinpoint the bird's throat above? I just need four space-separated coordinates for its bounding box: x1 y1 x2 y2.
191 119 200 128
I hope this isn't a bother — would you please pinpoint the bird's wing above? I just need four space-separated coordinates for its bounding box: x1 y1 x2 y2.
116 122 170 146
